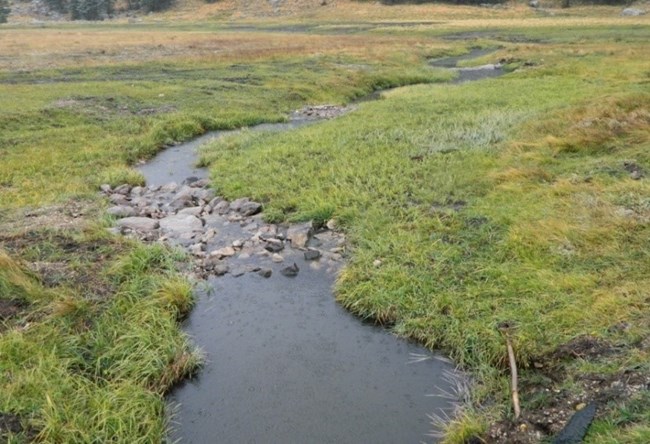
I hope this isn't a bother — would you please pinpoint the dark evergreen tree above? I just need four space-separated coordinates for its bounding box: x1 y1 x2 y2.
0 0 10 24
43 0 68 13
127 0 174 12
68 0 114 20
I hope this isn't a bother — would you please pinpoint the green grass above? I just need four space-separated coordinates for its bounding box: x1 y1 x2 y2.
198 40 650 441
0 48 451 209
1 14 649 443
0 237 200 442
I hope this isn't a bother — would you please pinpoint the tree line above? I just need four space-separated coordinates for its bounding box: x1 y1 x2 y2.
0 0 177 22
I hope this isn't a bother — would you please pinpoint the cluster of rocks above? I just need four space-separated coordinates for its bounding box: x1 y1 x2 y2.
621 7 646 16
292 104 356 120
102 178 345 280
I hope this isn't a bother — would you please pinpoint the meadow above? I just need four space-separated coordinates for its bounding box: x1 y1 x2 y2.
1 3 649 442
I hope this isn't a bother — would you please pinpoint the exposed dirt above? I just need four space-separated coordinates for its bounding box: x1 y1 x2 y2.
0 412 36 442
0 201 92 236
0 214 123 299
483 336 650 443
0 299 26 321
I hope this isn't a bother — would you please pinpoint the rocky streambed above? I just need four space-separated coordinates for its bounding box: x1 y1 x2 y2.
103 177 461 443
103 178 345 281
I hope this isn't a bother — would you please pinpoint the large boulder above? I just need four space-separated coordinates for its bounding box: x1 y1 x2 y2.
159 215 203 234
621 8 646 16
117 217 159 232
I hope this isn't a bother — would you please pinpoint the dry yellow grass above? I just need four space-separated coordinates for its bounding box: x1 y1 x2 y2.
131 0 650 25
0 28 452 70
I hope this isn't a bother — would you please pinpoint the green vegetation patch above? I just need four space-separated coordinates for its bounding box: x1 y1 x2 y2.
199 41 650 441
0 48 450 209
0 231 199 442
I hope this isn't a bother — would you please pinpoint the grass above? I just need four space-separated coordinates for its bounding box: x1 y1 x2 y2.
198 34 650 442
0 233 200 442
1 4 649 442
0 30 453 209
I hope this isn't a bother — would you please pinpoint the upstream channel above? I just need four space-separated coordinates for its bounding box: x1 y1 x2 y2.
133 50 504 443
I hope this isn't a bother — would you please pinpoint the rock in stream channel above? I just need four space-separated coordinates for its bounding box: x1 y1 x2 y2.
104 178 344 280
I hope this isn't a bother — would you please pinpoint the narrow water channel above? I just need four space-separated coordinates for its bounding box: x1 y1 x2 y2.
136 50 503 443
167 257 458 443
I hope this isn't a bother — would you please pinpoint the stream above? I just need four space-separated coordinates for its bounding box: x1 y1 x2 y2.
131 50 503 443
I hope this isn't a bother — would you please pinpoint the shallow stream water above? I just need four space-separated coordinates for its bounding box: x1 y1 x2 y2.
138 50 503 443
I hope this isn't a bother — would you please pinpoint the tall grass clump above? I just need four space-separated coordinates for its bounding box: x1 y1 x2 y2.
0 243 200 442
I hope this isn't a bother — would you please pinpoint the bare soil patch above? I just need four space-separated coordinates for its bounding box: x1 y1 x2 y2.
485 336 650 443
0 412 36 441
0 299 26 321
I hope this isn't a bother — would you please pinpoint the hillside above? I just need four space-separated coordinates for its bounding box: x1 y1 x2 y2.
6 0 647 24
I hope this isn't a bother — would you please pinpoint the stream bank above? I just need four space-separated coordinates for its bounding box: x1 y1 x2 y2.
103 49 506 443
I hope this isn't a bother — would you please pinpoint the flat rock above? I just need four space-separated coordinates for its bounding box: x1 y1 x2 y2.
211 246 236 258
118 217 159 232
213 200 230 214
159 215 203 233
189 178 210 188
107 205 136 218
258 268 272 278
178 206 204 216
109 194 130 206
113 184 131 195
169 193 194 210
229 197 249 212
161 182 178 192
130 197 149 208
239 201 262 216
208 197 224 208
195 188 216 202
287 222 313 249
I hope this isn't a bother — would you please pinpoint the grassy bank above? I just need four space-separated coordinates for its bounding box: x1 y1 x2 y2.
0 226 200 442
198 34 650 442
0 28 452 209
1 9 649 443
